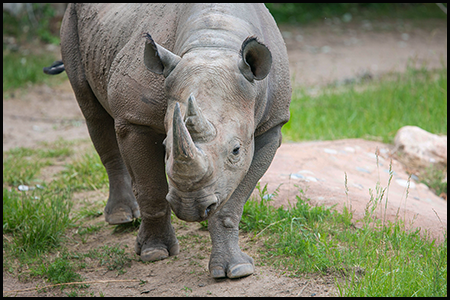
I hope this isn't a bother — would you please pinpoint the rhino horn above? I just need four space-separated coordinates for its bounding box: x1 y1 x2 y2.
184 94 216 142
171 102 209 181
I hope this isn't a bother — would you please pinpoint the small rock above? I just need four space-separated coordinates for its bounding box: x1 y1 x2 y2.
356 167 371 174
18 185 34 191
395 179 416 189
306 176 318 182
290 173 305 180
344 147 355 153
393 126 447 170
324 148 337 154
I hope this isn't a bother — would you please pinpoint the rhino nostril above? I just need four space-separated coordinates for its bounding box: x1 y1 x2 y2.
204 203 216 218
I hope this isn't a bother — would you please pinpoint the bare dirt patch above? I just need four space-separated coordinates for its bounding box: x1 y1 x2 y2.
3 18 447 297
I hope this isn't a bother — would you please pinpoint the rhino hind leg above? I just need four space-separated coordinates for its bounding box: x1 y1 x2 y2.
103 170 140 225
73 84 140 225
61 5 139 225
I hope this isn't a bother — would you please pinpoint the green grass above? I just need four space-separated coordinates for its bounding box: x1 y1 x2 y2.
2 142 134 294
3 50 68 95
266 3 447 25
241 179 447 297
3 141 76 257
55 152 108 192
30 252 85 288
282 65 447 144
3 4 66 95
3 187 73 257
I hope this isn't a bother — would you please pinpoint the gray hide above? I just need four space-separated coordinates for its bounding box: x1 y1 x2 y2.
60 3 290 279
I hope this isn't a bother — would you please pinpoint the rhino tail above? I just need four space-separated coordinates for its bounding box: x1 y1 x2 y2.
43 60 65 75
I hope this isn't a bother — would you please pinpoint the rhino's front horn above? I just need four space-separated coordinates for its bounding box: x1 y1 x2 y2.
171 102 209 181
173 102 196 160
185 94 216 142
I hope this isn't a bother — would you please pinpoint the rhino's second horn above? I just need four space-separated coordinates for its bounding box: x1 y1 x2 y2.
184 94 216 142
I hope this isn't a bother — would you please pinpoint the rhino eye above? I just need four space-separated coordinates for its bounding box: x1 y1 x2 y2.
227 141 243 166
232 146 240 156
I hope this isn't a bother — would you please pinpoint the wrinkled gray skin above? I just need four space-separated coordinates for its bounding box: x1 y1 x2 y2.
60 3 290 279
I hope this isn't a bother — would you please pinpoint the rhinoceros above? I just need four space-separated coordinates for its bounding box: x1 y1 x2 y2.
47 3 290 279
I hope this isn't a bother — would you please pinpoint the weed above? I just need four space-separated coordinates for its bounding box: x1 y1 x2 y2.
31 255 84 288
86 244 133 275
182 285 193 296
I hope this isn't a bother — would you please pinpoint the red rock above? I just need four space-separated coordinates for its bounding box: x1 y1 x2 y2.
256 139 447 242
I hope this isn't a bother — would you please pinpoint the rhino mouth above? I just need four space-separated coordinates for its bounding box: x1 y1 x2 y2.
166 190 220 222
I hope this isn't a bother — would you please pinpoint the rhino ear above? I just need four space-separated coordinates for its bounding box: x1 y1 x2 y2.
143 33 181 77
238 36 272 82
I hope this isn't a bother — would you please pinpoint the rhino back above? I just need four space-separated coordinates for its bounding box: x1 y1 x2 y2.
64 4 181 119
63 3 290 134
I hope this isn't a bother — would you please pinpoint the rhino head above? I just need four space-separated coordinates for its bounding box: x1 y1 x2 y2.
143 33 272 222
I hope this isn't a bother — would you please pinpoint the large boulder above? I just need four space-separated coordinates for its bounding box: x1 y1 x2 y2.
392 126 447 171
256 139 447 241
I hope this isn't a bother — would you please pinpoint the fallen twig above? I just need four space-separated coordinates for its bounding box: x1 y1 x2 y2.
3 279 140 294
297 281 310 296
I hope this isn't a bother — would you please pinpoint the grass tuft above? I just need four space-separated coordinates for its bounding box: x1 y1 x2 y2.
3 187 73 257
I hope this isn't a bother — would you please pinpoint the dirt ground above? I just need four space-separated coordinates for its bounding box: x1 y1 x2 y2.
3 17 447 297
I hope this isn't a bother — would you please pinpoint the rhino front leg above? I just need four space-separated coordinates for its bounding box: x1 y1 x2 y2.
208 126 283 279
115 120 179 261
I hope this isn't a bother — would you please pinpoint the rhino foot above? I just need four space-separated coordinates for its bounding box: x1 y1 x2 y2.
104 188 140 225
139 244 180 262
104 203 140 225
135 217 179 262
209 250 254 279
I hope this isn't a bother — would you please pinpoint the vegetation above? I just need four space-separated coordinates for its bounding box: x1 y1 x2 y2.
3 3 66 94
282 64 447 144
266 3 447 25
241 182 447 296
